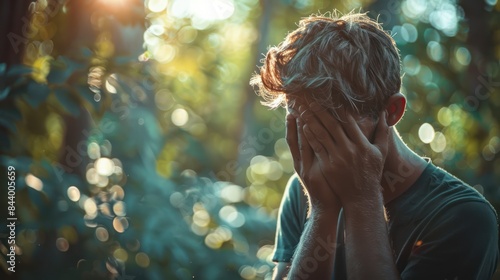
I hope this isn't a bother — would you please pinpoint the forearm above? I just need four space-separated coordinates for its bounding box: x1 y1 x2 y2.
288 208 340 280
344 192 400 280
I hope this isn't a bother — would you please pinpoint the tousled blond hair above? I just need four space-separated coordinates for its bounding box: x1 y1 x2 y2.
250 11 401 119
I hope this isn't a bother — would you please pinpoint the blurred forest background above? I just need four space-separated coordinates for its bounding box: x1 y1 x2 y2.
0 0 499 279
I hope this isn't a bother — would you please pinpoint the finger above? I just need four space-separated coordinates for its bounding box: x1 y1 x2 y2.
303 124 324 153
286 114 301 172
297 115 313 172
342 114 370 145
373 111 389 154
303 125 338 187
304 103 348 144
303 124 331 162
300 114 338 162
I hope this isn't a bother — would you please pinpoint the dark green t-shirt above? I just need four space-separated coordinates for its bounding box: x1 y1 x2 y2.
273 161 499 279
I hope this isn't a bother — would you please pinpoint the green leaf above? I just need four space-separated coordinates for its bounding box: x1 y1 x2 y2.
0 107 22 122
75 85 100 110
0 155 32 172
80 47 93 58
0 63 6 75
0 86 10 100
47 67 70 84
54 88 81 116
59 56 84 73
0 118 16 133
115 56 134 65
24 81 50 107
6 64 32 78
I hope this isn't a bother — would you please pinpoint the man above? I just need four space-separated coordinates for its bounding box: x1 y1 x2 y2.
250 12 499 279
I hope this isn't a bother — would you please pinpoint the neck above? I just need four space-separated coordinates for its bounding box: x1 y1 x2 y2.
381 129 428 204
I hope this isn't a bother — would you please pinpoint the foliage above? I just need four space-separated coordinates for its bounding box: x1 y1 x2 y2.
0 0 499 279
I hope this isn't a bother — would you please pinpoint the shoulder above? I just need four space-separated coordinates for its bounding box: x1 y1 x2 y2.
424 164 497 228
272 174 309 262
286 173 301 191
413 164 495 216
417 167 499 262
431 200 498 239
400 200 499 279
430 200 498 233
281 173 306 205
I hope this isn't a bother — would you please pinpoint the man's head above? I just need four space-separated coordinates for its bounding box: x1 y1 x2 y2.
251 11 404 126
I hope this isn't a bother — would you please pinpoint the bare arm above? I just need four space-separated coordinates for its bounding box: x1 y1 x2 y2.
284 107 341 279
288 209 340 279
343 195 399 280
297 104 399 279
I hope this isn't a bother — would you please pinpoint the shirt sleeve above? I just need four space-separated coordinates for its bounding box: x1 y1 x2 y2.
272 174 308 262
401 201 499 280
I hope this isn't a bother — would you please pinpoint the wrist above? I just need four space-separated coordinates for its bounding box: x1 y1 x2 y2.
342 192 384 215
340 183 383 206
309 202 341 218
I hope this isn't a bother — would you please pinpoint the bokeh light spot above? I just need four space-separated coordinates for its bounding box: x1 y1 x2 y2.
418 123 435 144
56 237 69 252
205 232 223 249
402 0 427 19
403 55 421 76
113 248 128 262
113 201 127 216
67 186 81 202
86 168 99 185
26 173 43 191
84 198 98 216
170 192 185 208
95 227 109 242
402 23 418 43
429 2 459 36
191 223 209 236
219 205 245 227
88 142 101 160
482 145 496 161
110 185 125 200
193 209 210 227
437 107 453 126
147 0 168 12
455 47 471 66
256 245 273 261
171 108 189 126
155 89 175 111
113 217 129 233
220 184 243 203
105 74 117 93
427 41 444 62
95 157 115 177
178 26 198 44
154 44 176 63
430 132 447 152
135 252 150 268
240 265 257 280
